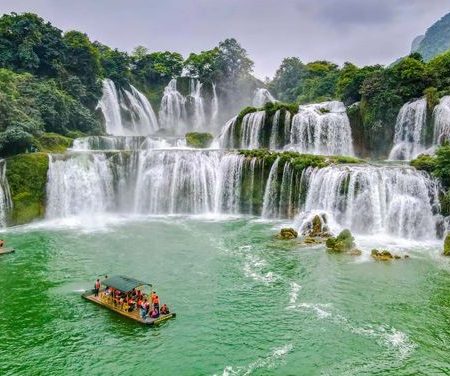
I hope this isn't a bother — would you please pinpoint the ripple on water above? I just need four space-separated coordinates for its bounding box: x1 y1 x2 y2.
215 343 293 376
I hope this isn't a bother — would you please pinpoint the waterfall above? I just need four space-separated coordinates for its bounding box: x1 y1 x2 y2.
214 154 246 214
262 158 281 218
159 79 187 133
252 88 276 107
288 101 354 156
389 98 427 160
97 79 122 135
189 79 206 130
241 111 266 149
46 153 115 218
298 164 440 239
269 110 281 150
217 117 238 149
433 96 450 145
216 101 353 152
72 136 184 151
97 79 159 136
211 83 219 127
0 160 11 227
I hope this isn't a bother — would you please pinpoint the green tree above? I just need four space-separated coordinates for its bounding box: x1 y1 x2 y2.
184 48 220 82
62 31 101 108
269 57 306 102
0 12 65 76
216 38 254 83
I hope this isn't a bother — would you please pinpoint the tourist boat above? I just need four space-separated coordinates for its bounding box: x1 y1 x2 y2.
0 248 15 255
82 275 176 326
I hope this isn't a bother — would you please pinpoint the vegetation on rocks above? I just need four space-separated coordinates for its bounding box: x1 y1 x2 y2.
325 229 356 253
185 132 213 148
276 228 298 240
444 234 450 256
5 153 49 225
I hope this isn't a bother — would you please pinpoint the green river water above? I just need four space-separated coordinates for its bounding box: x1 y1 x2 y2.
1 216 450 375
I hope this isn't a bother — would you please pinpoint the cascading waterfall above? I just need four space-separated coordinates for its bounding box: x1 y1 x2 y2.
297 164 441 239
97 79 159 136
189 79 206 130
252 88 276 107
389 98 427 160
288 101 354 156
46 153 115 218
159 79 187 133
0 160 12 227
211 83 219 127
216 102 352 154
269 110 281 150
72 136 185 151
433 96 450 145
241 111 266 149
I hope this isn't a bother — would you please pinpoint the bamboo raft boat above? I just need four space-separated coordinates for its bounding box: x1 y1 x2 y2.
82 275 176 326
0 248 15 255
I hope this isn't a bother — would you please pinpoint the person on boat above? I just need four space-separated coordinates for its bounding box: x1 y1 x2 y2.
0 239 4 248
160 304 169 315
94 279 101 297
150 308 159 318
152 294 160 314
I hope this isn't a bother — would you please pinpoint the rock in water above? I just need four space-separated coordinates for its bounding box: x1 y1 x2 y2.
325 229 355 253
301 213 332 238
444 234 450 256
371 249 394 261
277 228 298 240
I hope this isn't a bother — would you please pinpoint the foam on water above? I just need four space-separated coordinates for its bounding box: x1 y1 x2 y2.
217 343 293 376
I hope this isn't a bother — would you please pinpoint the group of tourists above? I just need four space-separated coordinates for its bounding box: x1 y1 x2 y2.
94 278 170 320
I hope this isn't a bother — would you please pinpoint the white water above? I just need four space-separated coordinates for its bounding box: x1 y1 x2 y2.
389 98 427 160
252 88 276 107
287 101 354 156
189 79 206 130
72 136 185 151
159 79 187 133
295 164 441 239
97 79 159 136
433 96 450 145
241 111 266 149
217 101 352 154
211 83 219 128
0 160 12 227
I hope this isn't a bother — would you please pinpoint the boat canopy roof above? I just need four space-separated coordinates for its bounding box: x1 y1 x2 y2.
102 275 151 293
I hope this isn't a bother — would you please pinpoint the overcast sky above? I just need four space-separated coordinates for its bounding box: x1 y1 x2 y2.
1 0 450 79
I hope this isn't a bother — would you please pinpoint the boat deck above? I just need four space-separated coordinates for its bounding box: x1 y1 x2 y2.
82 292 176 326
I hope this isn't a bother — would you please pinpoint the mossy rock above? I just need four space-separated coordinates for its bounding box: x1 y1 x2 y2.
276 228 298 240
326 229 355 253
33 133 73 153
444 234 450 256
371 249 394 261
185 132 213 148
6 152 49 225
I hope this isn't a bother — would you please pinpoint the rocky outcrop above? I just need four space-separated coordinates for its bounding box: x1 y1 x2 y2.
302 214 332 238
277 228 298 240
443 234 450 256
325 229 356 253
371 249 409 261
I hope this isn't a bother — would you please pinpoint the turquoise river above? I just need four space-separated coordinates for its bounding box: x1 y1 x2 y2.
1 215 449 375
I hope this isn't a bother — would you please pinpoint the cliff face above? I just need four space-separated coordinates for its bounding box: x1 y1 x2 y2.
412 12 450 61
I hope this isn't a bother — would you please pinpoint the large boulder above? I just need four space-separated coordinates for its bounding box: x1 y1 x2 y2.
371 249 408 261
277 228 298 240
325 229 355 253
301 213 332 238
444 234 450 256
